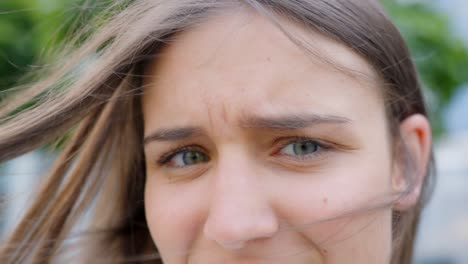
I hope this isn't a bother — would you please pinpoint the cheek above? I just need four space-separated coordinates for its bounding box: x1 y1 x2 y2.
270 152 394 261
274 156 393 223
309 210 393 263
144 177 207 260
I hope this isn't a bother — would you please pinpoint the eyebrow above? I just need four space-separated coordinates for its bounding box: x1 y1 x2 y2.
239 113 352 129
143 113 351 145
143 127 203 145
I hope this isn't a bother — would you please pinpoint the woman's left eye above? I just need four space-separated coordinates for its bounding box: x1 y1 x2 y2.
279 140 323 157
159 148 210 168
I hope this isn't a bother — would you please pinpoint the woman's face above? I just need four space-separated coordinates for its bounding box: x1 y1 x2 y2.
142 10 399 264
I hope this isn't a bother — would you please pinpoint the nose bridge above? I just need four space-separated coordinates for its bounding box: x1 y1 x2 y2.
203 146 279 248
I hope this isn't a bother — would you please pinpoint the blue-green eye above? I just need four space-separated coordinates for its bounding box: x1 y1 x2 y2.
280 140 321 156
160 149 209 168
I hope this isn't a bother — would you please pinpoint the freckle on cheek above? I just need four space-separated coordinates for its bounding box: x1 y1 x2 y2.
322 197 328 204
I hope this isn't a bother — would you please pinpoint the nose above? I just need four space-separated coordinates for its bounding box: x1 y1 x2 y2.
203 150 279 249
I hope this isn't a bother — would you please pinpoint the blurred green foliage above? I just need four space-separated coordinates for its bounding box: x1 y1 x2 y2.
382 0 468 135
383 0 468 104
0 0 77 94
0 0 467 134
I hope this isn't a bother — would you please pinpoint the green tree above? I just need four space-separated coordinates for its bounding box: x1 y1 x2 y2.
0 0 91 98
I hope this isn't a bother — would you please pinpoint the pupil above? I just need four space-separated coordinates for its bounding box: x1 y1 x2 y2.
294 142 317 155
183 151 207 165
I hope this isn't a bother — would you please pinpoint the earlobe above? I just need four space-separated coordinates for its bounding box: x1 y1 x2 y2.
392 114 432 211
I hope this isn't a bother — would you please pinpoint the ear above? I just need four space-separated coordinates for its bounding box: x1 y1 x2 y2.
392 114 432 211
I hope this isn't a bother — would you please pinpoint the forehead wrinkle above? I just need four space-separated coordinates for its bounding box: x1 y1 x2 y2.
201 94 234 140
204 95 216 137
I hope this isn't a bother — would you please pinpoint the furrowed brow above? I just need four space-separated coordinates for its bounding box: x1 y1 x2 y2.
143 127 203 145
239 113 351 130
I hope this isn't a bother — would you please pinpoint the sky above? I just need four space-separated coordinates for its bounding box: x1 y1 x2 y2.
434 0 468 43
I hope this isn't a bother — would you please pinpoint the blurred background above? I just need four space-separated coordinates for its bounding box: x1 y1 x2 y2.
0 0 467 263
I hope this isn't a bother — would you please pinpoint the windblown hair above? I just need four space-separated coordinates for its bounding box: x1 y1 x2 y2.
0 0 434 263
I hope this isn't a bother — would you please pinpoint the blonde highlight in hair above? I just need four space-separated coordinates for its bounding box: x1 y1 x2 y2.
0 1 434 263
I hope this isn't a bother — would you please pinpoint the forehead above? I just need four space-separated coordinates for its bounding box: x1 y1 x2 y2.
142 9 384 132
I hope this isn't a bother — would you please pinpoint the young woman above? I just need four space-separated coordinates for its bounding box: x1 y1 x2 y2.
0 0 435 263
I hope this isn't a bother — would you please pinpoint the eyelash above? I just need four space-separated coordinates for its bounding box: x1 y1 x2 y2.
273 136 332 160
156 137 333 167
157 144 206 165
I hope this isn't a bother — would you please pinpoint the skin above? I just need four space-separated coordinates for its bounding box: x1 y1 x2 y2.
141 9 431 264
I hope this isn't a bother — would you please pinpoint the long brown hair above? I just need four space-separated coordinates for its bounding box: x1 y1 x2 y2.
0 0 434 263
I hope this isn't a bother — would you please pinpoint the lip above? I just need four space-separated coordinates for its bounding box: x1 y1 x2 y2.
201 259 278 264
185 237 325 264
187 251 324 264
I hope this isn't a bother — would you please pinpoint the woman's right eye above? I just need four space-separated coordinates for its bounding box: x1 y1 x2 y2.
159 148 210 168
